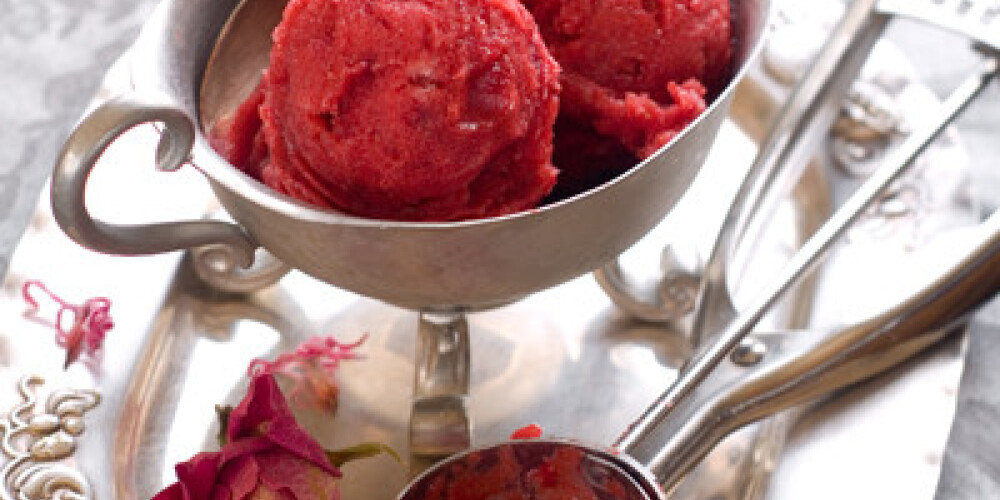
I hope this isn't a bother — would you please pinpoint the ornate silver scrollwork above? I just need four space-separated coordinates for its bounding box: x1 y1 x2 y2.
0 376 100 500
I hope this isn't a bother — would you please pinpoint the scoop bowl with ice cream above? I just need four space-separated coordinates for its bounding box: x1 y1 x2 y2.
50 0 770 311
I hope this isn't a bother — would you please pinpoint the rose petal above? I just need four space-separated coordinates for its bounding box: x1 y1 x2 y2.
175 452 224 500
211 483 232 500
152 483 185 500
218 454 261 500
154 375 347 500
247 484 297 500
219 435 276 463
256 449 339 500
260 418 340 476
228 374 339 477
228 374 297 442
275 488 298 500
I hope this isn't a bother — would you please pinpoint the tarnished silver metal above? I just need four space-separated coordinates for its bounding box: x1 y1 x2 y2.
49 92 257 270
831 79 908 177
730 337 767 367
49 0 771 311
409 311 471 458
25 416 60 437
60 418 84 437
879 0 1000 51
0 376 100 500
190 245 290 294
594 242 702 324
830 0 1000 182
29 433 76 461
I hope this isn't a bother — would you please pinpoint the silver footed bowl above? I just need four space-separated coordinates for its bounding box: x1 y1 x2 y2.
51 0 770 310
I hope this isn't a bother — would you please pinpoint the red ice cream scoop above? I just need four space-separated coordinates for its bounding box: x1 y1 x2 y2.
526 0 732 102
523 0 732 196
213 0 561 221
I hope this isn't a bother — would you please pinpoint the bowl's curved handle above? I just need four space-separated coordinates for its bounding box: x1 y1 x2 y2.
51 92 255 265
51 92 288 292
594 243 703 324
190 245 291 294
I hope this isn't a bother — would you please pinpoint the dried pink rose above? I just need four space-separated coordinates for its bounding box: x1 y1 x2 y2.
153 374 342 500
22 280 113 368
248 335 366 411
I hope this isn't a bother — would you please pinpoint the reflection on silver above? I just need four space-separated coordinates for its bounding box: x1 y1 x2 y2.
832 58 977 248
831 77 908 178
409 311 471 459
730 337 767 367
1 376 100 500
595 242 702 324
190 244 291 294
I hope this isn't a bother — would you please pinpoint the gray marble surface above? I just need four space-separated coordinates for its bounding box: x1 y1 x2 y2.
0 0 156 277
0 0 998 498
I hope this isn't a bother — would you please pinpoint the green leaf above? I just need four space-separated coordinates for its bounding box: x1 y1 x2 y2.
326 442 402 467
215 405 234 447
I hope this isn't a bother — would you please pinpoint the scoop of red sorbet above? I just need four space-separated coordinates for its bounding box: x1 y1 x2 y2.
212 0 561 221
524 0 732 196
416 444 641 500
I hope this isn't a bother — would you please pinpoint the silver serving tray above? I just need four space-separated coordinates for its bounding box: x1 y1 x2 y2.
0 23 973 500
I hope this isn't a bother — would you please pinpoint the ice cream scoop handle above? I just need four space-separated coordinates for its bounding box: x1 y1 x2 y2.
51 92 258 269
621 56 1000 492
649 207 1000 493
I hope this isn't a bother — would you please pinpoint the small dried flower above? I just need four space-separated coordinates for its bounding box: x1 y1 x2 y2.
22 280 113 368
153 374 343 500
248 334 366 411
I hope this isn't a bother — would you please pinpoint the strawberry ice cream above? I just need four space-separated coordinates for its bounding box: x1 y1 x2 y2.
210 0 733 217
410 444 642 500
525 0 732 197
212 0 561 221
